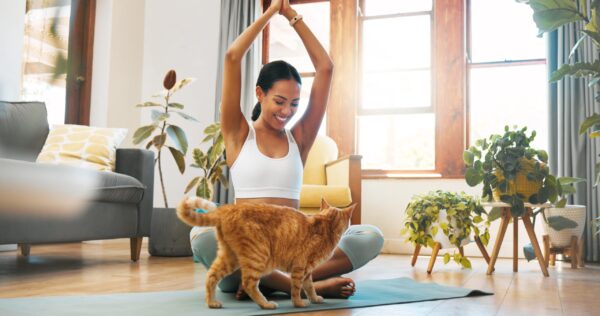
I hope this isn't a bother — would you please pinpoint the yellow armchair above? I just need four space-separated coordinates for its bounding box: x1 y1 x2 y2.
300 135 362 224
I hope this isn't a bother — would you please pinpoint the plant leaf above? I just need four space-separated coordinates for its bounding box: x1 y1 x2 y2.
487 207 503 222
443 253 450 264
171 78 196 93
133 125 156 145
463 151 474 165
580 113 600 135
166 125 188 155
174 111 199 122
196 177 211 199
152 134 166 148
465 167 483 186
168 146 186 174
556 198 568 208
550 61 600 82
569 33 588 59
460 257 472 269
168 103 184 109
135 101 163 107
184 176 200 194
547 215 578 231
151 110 169 123
522 0 584 35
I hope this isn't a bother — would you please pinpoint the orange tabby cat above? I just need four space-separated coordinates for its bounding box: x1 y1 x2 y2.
176 196 354 310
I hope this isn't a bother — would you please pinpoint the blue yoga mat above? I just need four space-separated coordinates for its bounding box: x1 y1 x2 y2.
0 277 492 316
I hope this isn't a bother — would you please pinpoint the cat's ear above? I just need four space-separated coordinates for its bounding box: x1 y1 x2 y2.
320 198 331 210
343 204 356 219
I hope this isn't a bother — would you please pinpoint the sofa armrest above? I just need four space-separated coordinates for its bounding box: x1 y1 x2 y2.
325 154 362 225
116 148 154 236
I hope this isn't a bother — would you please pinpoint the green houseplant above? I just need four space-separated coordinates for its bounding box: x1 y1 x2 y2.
184 122 228 199
401 191 490 268
133 69 197 208
464 126 556 217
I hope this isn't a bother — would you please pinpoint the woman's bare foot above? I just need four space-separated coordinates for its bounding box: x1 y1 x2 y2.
314 277 355 298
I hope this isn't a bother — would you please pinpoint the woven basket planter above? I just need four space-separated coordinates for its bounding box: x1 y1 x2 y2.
492 158 543 202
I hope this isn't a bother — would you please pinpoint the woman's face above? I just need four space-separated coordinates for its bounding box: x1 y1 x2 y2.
256 79 301 130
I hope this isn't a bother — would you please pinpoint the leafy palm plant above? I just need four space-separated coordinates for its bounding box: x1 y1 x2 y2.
184 123 228 199
133 70 198 208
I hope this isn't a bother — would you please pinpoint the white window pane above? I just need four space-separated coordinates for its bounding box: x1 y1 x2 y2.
286 76 326 135
269 2 329 73
469 64 549 151
21 0 71 125
470 0 545 62
362 15 430 71
363 0 432 16
362 70 430 109
358 114 435 170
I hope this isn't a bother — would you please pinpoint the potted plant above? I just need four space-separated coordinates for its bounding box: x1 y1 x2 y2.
184 122 228 200
133 69 198 257
464 126 557 217
401 190 490 269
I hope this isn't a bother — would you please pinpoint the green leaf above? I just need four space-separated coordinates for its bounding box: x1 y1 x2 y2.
184 176 200 194
523 243 536 261
556 198 568 208
171 78 196 93
460 257 472 269
168 146 186 174
196 177 211 199
135 101 163 107
465 167 483 186
152 134 166 148
443 253 450 264
523 0 584 35
569 33 588 59
151 110 169 122
537 150 549 163
580 113 600 135
204 123 220 135
547 215 578 231
560 184 576 195
145 140 153 150
166 125 188 155
463 151 475 165
133 125 156 145
551 61 600 82
174 111 199 122
168 102 184 109
487 207 502 222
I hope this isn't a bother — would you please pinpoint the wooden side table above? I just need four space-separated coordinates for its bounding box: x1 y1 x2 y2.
542 235 585 268
483 202 550 277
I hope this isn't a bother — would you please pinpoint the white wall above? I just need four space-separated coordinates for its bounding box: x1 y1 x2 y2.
141 0 221 208
0 0 26 100
363 178 548 259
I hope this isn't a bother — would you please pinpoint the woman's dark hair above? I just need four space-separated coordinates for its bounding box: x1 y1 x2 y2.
252 60 301 121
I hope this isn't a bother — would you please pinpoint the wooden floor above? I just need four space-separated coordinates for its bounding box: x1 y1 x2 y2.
1 239 599 315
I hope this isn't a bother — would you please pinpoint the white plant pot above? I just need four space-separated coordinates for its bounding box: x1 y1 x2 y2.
429 209 470 249
542 205 586 248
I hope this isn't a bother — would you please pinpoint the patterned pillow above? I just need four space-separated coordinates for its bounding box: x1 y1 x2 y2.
36 124 127 171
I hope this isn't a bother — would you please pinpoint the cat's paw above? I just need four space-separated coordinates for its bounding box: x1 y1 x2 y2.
309 295 324 304
207 300 223 309
293 299 308 308
260 301 278 309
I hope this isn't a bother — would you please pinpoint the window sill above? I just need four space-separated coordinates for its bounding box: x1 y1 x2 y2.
361 170 444 179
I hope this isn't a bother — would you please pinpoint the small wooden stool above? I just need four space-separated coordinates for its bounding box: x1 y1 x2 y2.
411 236 491 274
542 235 585 268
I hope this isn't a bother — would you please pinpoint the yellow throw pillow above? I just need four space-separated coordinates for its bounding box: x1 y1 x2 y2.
36 124 127 171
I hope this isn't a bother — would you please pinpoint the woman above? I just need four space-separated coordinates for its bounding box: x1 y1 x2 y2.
191 0 383 299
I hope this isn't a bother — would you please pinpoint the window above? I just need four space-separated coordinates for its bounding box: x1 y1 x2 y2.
358 1 434 170
21 0 96 126
264 0 548 178
468 0 548 151
264 0 329 132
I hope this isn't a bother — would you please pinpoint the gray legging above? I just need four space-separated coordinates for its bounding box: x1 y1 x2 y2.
191 224 384 293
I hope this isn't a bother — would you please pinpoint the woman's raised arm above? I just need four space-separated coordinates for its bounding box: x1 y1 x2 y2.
282 1 334 159
220 0 281 163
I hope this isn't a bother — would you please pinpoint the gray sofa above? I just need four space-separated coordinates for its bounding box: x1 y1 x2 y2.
0 101 154 261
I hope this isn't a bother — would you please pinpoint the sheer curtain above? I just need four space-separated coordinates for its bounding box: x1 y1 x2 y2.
212 0 260 205
549 3 600 262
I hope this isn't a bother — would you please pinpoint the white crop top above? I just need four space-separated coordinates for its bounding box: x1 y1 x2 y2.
230 123 303 200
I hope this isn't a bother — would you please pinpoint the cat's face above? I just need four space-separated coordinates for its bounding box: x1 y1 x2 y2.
318 199 355 233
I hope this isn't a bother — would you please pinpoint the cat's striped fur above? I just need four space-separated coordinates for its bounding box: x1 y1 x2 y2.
176 197 354 309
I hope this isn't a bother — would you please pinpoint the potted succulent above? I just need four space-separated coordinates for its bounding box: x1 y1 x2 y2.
464 126 556 217
184 122 228 199
133 69 198 257
401 190 490 269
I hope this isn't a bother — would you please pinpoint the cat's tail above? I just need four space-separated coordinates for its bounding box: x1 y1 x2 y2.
176 196 220 227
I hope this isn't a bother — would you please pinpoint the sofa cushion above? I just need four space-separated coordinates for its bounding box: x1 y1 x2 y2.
299 184 352 208
93 170 145 204
36 124 127 171
0 101 49 162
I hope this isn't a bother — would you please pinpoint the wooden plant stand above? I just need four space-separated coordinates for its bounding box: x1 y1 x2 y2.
411 236 491 274
483 202 550 277
542 235 585 268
